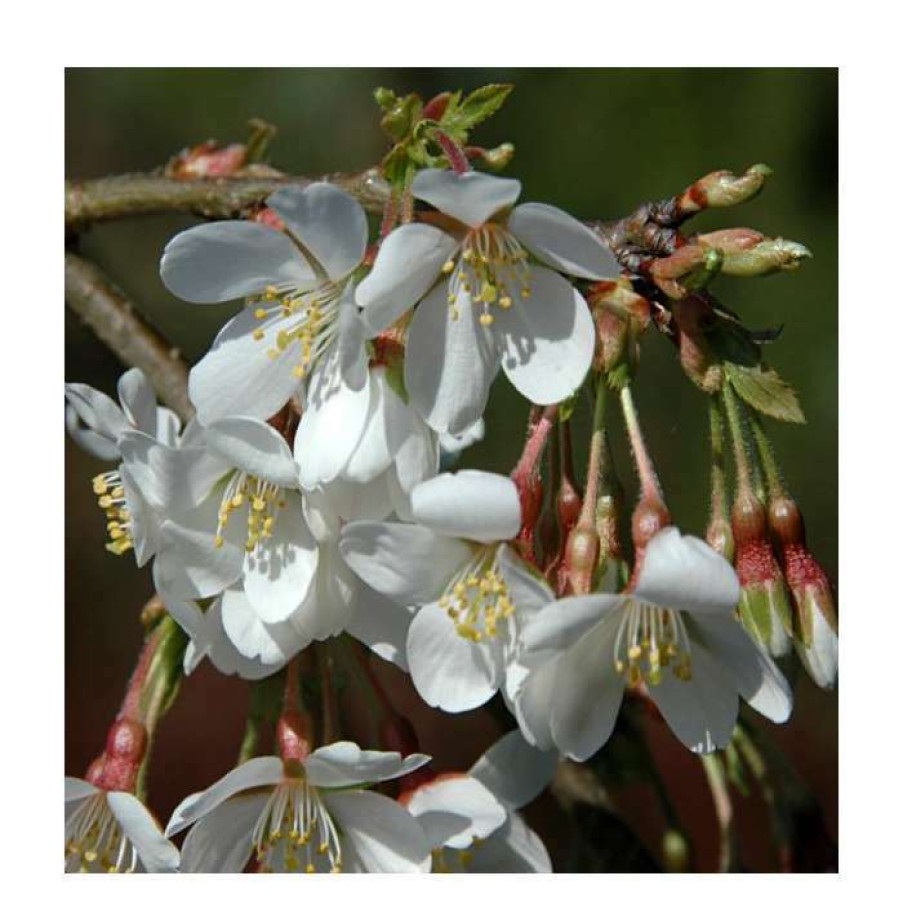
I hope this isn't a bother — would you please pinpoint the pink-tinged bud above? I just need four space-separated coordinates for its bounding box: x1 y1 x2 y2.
563 525 600 595
513 469 544 562
85 755 105 786
732 495 792 657
167 141 247 179
97 718 148 792
276 711 312 764
679 164 772 213
631 497 671 553
672 295 723 393
706 514 735 562
768 498 837 688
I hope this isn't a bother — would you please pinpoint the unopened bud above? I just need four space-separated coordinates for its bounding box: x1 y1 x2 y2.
650 245 722 301
717 237 811 277
631 497 671 553
680 164 772 213
85 755 105 786
420 91 453 122
466 142 516 172
379 91 421 141
276 711 313 764
96 718 148 792
672 295 723 393
662 828 691 872
732 494 792 657
768 499 837 688
166 141 247 179
564 524 599 595
706 514 735 562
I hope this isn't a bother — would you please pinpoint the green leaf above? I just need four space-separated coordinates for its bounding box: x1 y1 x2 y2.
725 362 806 424
444 83 513 134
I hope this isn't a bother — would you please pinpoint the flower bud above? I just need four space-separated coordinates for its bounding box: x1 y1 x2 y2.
166 140 247 179
768 498 837 688
563 524 599 595
631 497 671 555
732 494 792 657
276 711 313 764
709 235 812 278
706 513 735 562
679 164 772 213
96 718 148 792
465 142 516 172
671 295 723 393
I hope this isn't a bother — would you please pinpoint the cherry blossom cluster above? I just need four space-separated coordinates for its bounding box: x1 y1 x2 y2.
65 103 836 873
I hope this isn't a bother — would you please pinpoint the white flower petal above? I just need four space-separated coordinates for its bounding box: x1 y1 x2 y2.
295 345 371 489
337 284 369 390
117 369 157 435
220 586 307 667
65 405 120 460
345 583 414 670
508 202 621 280
358 223 458 336
498 267 595 404
243 492 319 623
520 594 622 660
411 470 521 543
326 790 431 873
405 280 500 435
513 658 558 751
496 545 556 615
647 641 739 754
266 182 368 283
406 775 507 849
469 730 557 810
690 613 793 723
469 812 552 873
635 526 741 613
341 370 400 484
106 792 180 873
160 220 315 303
189 305 303 425
439 417 485 458
305 742 430 788
550 619 625 761
413 169 522 228
795 604 838 690
407 603 500 712
204 416 298 487
64 382 130 444
65 777 97 803
340 522 472 605
290 542 357 641
178 793 268 873
166 757 283 837
319 475 396 523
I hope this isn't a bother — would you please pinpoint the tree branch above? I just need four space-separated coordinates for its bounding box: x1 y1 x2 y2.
65 169 389 230
65 252 194 422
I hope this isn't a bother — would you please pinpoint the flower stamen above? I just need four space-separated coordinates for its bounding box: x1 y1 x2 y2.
438 547 514 642
613 599 693 687
92 470 133 556
215 471 286 552
65 792 138 873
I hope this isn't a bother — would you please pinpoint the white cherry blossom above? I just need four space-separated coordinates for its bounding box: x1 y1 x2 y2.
513 526 793 760
340 469 551 712
65 779 179 873
356 169 620 434
160 182 370 425
167 744 432 873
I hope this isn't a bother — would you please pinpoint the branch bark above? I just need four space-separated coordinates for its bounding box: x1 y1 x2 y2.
65 169 389 230
65 252 194 421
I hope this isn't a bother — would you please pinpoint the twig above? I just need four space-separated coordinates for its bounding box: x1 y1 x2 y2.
65 252 194 422
65 169 389 230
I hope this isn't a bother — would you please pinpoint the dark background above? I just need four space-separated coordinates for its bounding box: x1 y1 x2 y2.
65 68 837 871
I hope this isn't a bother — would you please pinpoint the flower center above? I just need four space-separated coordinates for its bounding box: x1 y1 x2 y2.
612 599 693 687
249 281 343 379
252 780 343 874
92 470 133 556
445 224 531 327
65 792 137 873
215 470 287 553
431 838 482 873
439 548 514 643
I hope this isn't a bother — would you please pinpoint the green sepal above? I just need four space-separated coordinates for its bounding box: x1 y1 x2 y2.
244 118 277 164
725 362 806 424
739 587 775 645
384 357 409 405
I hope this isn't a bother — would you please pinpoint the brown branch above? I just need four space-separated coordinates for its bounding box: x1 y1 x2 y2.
65 168 389 230
65 252 194 422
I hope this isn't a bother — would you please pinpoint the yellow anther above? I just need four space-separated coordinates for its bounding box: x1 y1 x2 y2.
306 864 316 874
214 535 225 549
442 258 455 274
479 312 494 326
499 295 513 309
253 328 265 341
254 307 268 320
480 283 498 304
252 497 266 512
230 493 244 508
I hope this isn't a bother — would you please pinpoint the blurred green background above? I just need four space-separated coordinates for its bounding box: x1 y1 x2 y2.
65 69 837 871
